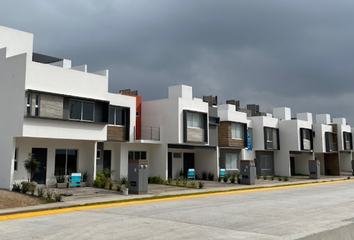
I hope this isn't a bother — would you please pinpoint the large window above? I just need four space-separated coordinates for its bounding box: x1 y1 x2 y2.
187 112 203 128
325 132 337 152
301 128 312 150
232 123 244 139
69 100 94 121
109 107 126 126
26 93 31 115
343 132 352 150
55 149 78 175
225 153 238 170
264 127 279 150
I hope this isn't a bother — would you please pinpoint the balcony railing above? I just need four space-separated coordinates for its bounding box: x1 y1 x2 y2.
135 126 160 141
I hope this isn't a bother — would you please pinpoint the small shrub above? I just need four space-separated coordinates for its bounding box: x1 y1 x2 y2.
283 176 289 181
82 171 89 182
56 175 66 183
218 176 222 182
208 172 214 181
54 193 62 202
182 179 187 187
148 176 164 184
230 175 236 183
37 188 45 198
109 182 113 190
188 181 198 188
223 176 228 183
271 176 275 181
46 188 52 199
21 181 30 194
93 173 106 188
201 171 207 180
256 175 260 180
12 183 21 192
120 176 128 185
278 176 282 181
347 176 351 180
263 176 268 180
117 184 122 192
198 181 204 189
179 169 184 178
236 174 241 184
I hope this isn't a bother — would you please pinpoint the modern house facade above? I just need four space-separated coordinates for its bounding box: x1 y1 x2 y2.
1 25 354 190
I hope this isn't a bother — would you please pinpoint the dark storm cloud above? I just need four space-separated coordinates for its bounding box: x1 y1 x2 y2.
1 0 354 122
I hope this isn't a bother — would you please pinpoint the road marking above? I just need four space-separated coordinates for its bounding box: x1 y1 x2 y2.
1 179 353 222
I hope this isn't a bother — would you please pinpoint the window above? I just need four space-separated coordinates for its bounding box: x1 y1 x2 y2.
96 149 101 159
209 117 220 125
301 128 312 150
109 107 126 126
261 155 272 170
128 151 147 160
14 148 18 171
225 153 238 170
173 153 182 158
264 127 279 150
343 132 352 150
34 94 40 116
325 132 337 152
55 149 78 175
69 100 94 121
231 123 244 139
187 112 203 128
26 93 31 115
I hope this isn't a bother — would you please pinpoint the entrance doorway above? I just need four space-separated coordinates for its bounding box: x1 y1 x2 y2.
183 153 195 178
168 152 172 179
31 148 47 184
290 157 295 175
103 150 111 177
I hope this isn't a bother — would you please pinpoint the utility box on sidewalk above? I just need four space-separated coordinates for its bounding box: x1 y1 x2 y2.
128 159 148 194
309 160 320 179
240 160 256 185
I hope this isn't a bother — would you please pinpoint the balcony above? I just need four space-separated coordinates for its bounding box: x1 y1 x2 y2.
135 126 160 141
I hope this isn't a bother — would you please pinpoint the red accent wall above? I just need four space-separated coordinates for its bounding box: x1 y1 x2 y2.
121 94 142 140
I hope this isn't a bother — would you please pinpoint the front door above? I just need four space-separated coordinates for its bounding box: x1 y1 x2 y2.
290 157 295 176
183 153 195 178
31 148 47 184
168 152 172 179
103 150 112 177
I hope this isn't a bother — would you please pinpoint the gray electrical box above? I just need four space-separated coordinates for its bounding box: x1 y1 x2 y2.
240 160 256 185
309 160 320 179
128 159 148 194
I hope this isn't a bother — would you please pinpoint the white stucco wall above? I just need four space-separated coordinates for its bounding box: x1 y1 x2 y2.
14 138 96 186
195 149 218 178
313 124 333 153
26 62 109 101
0 25 33 61
0 50 27 189
337 124 352 151
340 153 352 172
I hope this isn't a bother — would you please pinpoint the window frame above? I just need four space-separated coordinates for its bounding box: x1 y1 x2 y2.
26 93 31 116
14 148 18 171
231 122 245 140
264 127 280 150
187 112 203 129
225 153 238 170
34 94 40 117
128 151 147 160
343 132 353 150
69 99 95 122
109 106 127 126
54 149 78 176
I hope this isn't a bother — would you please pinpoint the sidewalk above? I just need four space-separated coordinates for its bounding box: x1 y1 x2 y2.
0 176 350 216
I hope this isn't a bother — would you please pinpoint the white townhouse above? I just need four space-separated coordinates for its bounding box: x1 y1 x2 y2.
272 108 314 177
0 25 137 189
142 85 219 180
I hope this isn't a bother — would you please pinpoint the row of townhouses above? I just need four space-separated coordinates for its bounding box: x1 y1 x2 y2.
1 25 353 189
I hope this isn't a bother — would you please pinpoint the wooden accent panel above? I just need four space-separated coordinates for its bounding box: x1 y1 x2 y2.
218 122 245 148
107 126 126 141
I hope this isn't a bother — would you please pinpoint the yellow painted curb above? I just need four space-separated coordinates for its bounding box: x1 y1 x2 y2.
1 179 353 222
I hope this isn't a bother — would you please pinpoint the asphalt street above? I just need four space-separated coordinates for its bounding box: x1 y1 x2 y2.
1 181 354 240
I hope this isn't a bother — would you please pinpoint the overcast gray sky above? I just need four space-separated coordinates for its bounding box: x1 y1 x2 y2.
1 0 354 123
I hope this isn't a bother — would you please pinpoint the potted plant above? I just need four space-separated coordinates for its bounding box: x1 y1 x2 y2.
55 175 67 188
23 153 40 182
123 181 130 196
